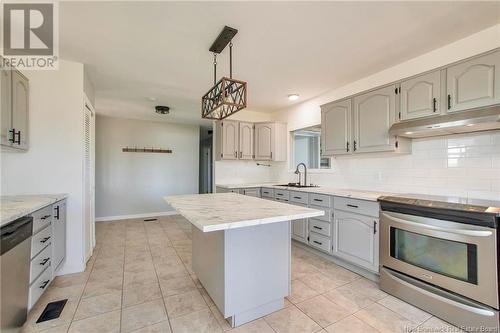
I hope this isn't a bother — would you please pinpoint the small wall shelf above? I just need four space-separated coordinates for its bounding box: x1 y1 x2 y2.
122 147 172 154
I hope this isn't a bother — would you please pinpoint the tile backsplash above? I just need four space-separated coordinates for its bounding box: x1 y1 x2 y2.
215 130 500 200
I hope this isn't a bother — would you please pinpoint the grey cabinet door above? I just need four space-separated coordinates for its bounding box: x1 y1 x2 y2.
221 120 238 159
333 210 379 272
446 50 500 113
400 70 441 120
52 201 67 273
1 67 12 147
12 71 29 150
353 85 396 153
292 218 308 243
238 122 253 160
321 99 351 155
254 123 273 160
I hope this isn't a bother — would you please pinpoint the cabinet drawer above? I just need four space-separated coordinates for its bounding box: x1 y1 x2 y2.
30 244 51 283
308 205 331 222
31 205 52 234
261 188 274 198
309 232 331 253
289 191 308 204
274 189 289 200
275 197 289 203
241 188 260 197
31 225 51 259
29 265 52 309
309 219 331 237
334 197 379 217
309 193 332 207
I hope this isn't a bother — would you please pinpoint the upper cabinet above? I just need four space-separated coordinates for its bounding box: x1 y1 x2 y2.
239 122 254 160
1 63 29 150
216 120 239 160
254 122 287 161
400 70 442 120
321 99 351 155
353 85 398 153
446 51 500 113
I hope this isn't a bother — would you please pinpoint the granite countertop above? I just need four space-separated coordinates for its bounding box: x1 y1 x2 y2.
164 193 324 232
1 194 68 227
216 183 392 202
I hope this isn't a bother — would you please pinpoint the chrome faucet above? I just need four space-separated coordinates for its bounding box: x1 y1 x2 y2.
294 163 307 187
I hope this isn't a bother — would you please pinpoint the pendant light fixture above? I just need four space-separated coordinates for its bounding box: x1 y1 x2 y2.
201 26 247 120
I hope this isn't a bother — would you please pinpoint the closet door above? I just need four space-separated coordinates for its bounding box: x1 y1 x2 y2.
83 102 95 261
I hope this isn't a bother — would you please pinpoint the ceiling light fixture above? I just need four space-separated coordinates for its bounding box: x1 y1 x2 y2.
288 94 300 101
201 26 247 120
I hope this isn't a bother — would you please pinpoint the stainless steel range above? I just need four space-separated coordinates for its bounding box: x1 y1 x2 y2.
378 194 500 331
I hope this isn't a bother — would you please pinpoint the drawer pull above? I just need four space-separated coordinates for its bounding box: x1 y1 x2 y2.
313 241 322 245
40 258 50 266
39 280 50 289
293 196 301 199
346 204 359 208
277 193 283 196
313 226 323 230
40 237 51 243
373 221 377 234
40 215 51 220
313 199 323 202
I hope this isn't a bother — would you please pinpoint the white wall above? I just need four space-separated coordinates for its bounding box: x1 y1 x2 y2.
95 115 199 219
1 60 86 275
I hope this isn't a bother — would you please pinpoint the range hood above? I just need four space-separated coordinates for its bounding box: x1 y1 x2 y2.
389 105 500 138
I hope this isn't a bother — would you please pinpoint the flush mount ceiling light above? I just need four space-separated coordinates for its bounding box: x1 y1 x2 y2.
288 94 300 101
201 26 247 120
155 105 170 115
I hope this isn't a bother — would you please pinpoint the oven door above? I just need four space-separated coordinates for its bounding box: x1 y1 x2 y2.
380 211 498 309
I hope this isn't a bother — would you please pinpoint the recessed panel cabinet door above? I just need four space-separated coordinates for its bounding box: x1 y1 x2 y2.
239 122 253 159
52 201 67 274
222 120 238 159
12 71 29 149
400 70 441 120
447 50 500 113
333 210 379 272
321 99 351 155
353 85 396 153
254 123 273 160
0 67 12 147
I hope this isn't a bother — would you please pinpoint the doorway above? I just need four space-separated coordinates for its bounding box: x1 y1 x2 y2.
199 126 213 194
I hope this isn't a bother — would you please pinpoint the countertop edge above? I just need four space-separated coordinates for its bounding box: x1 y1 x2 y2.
1 194 68 227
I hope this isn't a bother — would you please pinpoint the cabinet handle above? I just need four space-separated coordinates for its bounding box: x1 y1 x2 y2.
8 129 15 143
41 215 51 220
40 236 51 243
40 258 50 266
353 140 357 152
346 204 358 208
432 98 437 112
270 151 273 160
239 151 242 158
313 199 323 202
313 240 322 245
373 221 377 234
39 280 50 289
313 226 323 230
293 196 301 199
346 141 349 152
447 94 451 110
15 130 21 145
234 151 237 158
54 206 60 220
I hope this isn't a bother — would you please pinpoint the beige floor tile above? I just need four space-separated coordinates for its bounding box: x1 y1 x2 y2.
159 275 196 297
164 289 208 318
300 271 340 293
296 295 351 327
124 270 158 288
354 303 417 333
68 310 121 333
291 259 320 280
286 279 319 304
227 318 274 333
170 308 222 333
317 266 360 287
264 306 321 333
52 272 89 288
325 315 380 333
121 299 168 333
378 295 432 324
413 317 465 333
125 261 156 274
22 299 78 333
200 288 216 307
88 267 123 283
155 263 188 281
345 278 387 301
129 320 172 333
74 291 122 320
210 305 232 331
323 285 375 313
23 323 71 333
83 277 123 299
40 284 85 302
123 282 162 307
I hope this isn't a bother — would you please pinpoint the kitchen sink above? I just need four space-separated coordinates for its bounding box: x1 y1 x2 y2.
277 183 319 188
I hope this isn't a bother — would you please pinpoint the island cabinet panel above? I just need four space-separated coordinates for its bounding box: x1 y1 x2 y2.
353 85 397 153
332 210 379 273
321 99 352 155
446 50 500 113
400 70 441 120
192 222 291 327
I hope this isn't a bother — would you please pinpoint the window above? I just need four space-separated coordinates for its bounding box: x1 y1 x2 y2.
291 125 331 170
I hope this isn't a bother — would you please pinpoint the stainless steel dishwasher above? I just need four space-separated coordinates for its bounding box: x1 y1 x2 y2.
1 216 33 333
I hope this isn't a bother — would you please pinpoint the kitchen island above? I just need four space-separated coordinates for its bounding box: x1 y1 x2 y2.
164 193 323 327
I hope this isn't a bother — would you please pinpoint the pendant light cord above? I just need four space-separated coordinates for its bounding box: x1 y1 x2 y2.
213 53 217 85
229 42 233 79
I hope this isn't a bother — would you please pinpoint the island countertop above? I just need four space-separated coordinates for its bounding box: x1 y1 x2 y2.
164 193 324 232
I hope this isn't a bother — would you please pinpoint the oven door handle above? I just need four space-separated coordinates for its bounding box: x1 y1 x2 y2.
381 212 493 237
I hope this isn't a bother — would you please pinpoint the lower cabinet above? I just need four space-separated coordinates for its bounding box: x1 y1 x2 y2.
332 209 379 273
239 188 261 198
52 200 66 274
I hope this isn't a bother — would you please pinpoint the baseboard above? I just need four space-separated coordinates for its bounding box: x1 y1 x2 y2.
95 211 178 222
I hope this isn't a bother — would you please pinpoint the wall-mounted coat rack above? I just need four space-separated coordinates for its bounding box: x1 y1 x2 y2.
122 147 172 154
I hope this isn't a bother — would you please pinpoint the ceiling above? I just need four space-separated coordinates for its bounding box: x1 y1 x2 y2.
59 1 500 125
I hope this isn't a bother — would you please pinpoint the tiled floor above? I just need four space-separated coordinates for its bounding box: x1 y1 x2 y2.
22 215 464 333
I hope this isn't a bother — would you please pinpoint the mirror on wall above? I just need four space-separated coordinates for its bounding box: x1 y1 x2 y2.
291 125 331 170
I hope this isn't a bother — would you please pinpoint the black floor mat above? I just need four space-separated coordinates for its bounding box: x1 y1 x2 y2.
36 299 67 323
144 218 158 222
